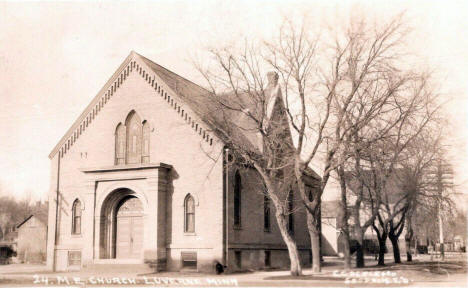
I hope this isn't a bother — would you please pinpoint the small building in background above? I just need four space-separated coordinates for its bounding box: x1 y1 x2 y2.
321 200 340 256
16 214 48 263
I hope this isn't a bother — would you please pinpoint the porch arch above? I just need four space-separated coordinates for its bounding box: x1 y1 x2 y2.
98 188 145 259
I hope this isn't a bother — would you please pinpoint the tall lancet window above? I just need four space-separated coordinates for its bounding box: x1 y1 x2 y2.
115 123 126 165
72 199 82 235
234 171 242 228
184 194 195 233
125 111 142 164
114 111 149 165
142 121 150 163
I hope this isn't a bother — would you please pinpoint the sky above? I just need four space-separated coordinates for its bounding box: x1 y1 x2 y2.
0 0 467 202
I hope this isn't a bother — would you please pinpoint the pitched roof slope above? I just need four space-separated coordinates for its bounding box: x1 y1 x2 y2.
16 213 48 229
49 52 320 180
138 52 261 152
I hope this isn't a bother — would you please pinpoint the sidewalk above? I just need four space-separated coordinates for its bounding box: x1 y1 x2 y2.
0 255 466 287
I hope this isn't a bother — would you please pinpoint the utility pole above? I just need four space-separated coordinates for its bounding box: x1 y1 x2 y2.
437 159 444 260
434 157 454 261
438 202 444 260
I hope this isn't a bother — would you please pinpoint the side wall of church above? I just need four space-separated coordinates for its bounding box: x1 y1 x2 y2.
226 167 312 271
47 63 225 272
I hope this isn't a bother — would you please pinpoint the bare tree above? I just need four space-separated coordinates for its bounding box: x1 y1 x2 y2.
325 12 445 268
194 13 444 273
264 20 332 273
394 130 443 262
195 39 309 275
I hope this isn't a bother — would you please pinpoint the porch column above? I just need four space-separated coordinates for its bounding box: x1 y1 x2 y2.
143 167 169 271
143 174 159 268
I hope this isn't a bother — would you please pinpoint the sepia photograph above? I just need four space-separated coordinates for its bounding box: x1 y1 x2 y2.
0 0 467 287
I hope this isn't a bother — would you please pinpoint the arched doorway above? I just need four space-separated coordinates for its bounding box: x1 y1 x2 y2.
99 189 144 259
115 196 143 258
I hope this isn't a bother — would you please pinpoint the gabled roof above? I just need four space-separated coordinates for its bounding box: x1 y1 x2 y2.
49 51 266 159
49 52 136 159
139 53 268 153
16 213 48 229
48 51 321 180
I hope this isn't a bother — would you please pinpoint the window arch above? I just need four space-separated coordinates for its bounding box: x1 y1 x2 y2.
114 111 150 165
125 111 142 164
72 199 82 235
287 190 294 234
234 171 242 228
264 195 270 232
184 194 195 233
115 123 126 164
142 121 150 163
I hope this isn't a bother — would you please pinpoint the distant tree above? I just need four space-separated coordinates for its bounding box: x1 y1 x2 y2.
0 195 46 240
330 14 442 268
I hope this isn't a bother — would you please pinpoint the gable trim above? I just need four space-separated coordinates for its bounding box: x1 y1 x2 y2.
132 55 215 147
49 51 216 160
48 52 137 159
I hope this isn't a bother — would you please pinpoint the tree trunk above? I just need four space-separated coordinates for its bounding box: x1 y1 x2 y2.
307 212 321 273
414 236 418 257
405 234 413 262
336 166 351 270
355 232 365 268
275 209 302 276
260 173 302 276
341 231 352 270
377 234 387 266
405 215 413 262
389 236 401 263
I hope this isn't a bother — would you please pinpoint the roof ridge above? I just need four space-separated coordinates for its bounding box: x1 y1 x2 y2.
134 52 210 95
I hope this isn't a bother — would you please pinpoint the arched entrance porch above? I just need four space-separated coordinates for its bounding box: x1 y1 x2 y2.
99 188 144 260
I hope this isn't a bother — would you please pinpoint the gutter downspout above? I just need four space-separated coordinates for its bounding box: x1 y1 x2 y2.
53 152 61 271
224 147 229 268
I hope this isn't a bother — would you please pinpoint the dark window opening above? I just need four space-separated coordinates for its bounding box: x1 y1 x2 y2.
235 251 242 268
287 190 294 235
265 250 271 267
233 171 242 228
264 195 270 232
181 252 197 270
68 251 81 266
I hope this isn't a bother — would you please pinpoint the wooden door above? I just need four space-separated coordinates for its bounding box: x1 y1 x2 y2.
115 197 143 259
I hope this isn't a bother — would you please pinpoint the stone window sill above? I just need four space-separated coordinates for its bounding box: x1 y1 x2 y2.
184 232 197 236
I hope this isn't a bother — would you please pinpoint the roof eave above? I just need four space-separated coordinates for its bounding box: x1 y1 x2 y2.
48 51 138 159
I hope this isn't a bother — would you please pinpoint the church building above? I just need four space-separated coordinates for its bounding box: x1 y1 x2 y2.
46 51 320 272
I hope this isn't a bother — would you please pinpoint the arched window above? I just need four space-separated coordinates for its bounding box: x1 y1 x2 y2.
234 171 242 228
264 195 270 232
142 121 150 163
72 199 82 235
184 195 195 233
115 123 126 164
125 111 142 164
287 190 294 234
114 111 150 165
